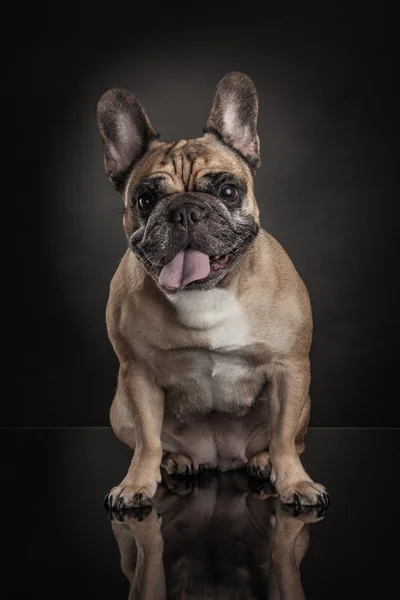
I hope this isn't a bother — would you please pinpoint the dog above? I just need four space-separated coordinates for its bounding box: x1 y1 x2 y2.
110 471 326 599
96 72 329 512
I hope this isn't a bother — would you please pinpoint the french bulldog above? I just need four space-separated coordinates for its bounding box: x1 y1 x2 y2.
110 471 326 599
96 72 329 512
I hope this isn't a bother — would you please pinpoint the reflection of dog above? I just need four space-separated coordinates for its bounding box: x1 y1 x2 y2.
96 71 329 511
110 472 326 600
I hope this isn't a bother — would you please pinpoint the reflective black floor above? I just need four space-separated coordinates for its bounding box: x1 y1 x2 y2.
10 428 399 599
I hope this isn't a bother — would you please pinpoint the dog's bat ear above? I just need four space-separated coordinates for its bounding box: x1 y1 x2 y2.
205 72 261 172
96 88 157 189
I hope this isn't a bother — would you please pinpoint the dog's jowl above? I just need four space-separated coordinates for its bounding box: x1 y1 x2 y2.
96 72 329 511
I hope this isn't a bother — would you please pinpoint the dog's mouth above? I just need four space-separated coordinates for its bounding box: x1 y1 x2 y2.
132 232 257 290
208 245 244 272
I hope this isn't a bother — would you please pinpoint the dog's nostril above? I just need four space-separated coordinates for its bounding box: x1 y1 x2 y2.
189 207 205 222
170 207 184 223
170 204 207 224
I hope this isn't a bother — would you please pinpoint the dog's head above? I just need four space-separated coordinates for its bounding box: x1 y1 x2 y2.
96 72 261 292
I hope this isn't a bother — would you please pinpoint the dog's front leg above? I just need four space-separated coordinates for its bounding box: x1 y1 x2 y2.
268 358 329 507
105 361 164 511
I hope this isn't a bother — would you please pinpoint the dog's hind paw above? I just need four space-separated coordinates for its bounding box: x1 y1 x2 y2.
247 451 272 479
161 452 197 476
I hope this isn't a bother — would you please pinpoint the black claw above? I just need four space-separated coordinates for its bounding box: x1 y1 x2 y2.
186 466 190 476
104 493 111 512
117 497 124 512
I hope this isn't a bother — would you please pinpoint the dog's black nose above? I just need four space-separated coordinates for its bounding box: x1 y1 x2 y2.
170 203 207 224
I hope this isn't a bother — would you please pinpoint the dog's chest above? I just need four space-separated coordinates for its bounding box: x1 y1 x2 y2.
160 290 265 417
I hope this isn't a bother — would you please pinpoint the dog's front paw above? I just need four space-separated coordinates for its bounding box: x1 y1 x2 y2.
104 472 161 512
279 480 329 508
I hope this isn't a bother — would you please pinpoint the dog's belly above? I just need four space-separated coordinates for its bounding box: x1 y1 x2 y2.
161 395 270 471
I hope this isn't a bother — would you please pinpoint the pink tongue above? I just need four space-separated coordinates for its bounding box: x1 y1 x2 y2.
159 249 210 289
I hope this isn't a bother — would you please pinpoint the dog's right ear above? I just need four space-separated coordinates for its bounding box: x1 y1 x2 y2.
96 88 157 190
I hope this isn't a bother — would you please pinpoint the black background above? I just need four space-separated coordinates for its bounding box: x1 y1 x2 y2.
17 4 398 427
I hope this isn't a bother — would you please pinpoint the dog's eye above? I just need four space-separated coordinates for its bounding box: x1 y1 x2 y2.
137 191 155 213
220 184 238 202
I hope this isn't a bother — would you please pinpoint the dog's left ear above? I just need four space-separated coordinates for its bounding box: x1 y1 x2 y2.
205 72 261 172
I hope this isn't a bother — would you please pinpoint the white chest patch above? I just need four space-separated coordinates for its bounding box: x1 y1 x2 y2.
167 289 250 349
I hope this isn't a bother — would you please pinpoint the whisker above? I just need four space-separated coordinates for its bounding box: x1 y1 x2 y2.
105 209 125 215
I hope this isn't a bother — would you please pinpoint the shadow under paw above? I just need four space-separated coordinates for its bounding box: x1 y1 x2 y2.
161 469 197 496
108 504 153 523
249 478 278 500
280 502 329 520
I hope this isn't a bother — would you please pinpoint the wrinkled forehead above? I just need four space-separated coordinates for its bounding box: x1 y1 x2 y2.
125 135 253 195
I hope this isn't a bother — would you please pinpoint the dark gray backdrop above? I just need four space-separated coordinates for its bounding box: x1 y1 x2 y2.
17 4 397 426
